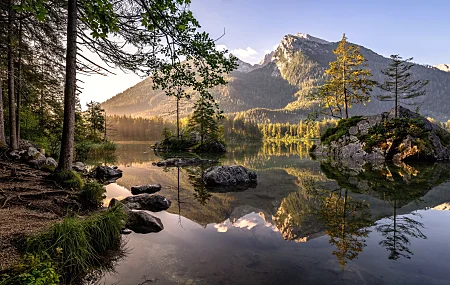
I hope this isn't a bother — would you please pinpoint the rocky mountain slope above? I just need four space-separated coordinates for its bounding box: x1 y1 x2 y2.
102 33 450 122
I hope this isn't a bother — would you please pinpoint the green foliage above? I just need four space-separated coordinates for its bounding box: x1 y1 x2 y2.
80 181 105 209
25 205 126 282
320 116 362 145
309 34 375 119
377 55 429 117
188 96 223 145
51 170 84 190
85 101 106 141
0 253 60 285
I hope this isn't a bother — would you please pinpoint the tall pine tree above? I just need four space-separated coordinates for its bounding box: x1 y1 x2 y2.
377 55 429 117
311 34 375 119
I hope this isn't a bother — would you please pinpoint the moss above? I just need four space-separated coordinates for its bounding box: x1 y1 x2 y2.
320 116 362 145
51 170 84 190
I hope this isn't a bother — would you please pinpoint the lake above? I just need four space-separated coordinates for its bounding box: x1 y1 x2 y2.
96 141 450 285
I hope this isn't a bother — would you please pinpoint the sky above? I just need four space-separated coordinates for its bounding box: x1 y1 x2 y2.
78 0 450 108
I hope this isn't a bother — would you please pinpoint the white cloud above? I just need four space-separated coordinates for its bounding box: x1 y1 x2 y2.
216 44 228 52
231 47 258 61
214 222 229 233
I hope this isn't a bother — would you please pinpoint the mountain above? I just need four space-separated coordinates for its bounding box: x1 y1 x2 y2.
102 33 450 122
435 64 450 72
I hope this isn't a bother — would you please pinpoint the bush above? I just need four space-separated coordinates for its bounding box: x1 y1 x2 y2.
0 254 60 285
80 181 105 209
51 170 84 190
320 116 362 145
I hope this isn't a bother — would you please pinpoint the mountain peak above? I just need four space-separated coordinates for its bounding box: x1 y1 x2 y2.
294 33 331 45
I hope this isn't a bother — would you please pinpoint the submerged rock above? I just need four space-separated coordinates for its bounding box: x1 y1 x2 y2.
121 194 171 212
126 210 164 234
93 165 123 181
153 157 218 167
203 165 257 186
131 184 162 195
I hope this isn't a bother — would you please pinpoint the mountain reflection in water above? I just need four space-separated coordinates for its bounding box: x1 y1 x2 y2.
95 142 450 285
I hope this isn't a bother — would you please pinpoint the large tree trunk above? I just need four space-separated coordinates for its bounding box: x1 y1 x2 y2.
8 1 17 150
0 78 6 147
16 23 22 143
58 0 77 171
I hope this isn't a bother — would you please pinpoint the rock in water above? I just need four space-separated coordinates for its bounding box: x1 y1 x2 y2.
203 165 257 186
153 157 218 167
93 165 123 181
131 184 162 195
126 211 164 234
122 194 171 211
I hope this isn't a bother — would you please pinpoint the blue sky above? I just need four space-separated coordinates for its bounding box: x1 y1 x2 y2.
80 0 450 107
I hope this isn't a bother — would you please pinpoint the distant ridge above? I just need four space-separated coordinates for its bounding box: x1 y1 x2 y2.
102 33 450 123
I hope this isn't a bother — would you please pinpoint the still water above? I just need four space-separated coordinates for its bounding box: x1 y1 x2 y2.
98 141 450 285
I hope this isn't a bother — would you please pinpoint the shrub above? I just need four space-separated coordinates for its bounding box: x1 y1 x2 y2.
51 170 84 190
320 116 362 145
80 181 105 209
0 254 60 285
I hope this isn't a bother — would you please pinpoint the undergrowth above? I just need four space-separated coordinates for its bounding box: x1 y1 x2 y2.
50 170 84 190
320 116 362 145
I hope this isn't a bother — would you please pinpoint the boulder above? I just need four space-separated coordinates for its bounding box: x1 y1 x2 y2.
93 165 122 181
203 165 257 186
28 155 56 170
131 184 162 195
126 210 164 234
153 157 218 167
72 162 86 172
121 194 171 212
46 157 58 168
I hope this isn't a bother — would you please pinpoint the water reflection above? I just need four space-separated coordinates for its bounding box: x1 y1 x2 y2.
99 142 450 284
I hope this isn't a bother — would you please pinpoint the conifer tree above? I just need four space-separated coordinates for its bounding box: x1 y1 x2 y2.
377 55 429 117
311 34 375 119
188 94 222 145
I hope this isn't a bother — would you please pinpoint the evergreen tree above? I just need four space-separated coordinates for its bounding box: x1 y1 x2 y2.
85 101 105 140
311 34 375 119
377 55 429 117
188 94 222 145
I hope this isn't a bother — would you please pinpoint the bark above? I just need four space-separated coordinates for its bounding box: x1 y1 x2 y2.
7 1 17 150
58 0 77 171
16 23 22 143
0 78 6 146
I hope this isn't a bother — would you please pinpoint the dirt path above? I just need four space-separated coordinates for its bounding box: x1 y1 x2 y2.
0 160 78 270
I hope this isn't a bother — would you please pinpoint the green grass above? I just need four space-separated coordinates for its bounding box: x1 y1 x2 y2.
50 170 84 190
79 181 106 209
24 205 126 283
320 116 362 145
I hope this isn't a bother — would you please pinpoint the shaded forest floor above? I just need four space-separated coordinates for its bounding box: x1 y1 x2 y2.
0 159 78 270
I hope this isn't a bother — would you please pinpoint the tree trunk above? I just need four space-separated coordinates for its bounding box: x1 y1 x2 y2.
8 1 17 150
58 0 77 171
16 23 22 142
0 78 6 146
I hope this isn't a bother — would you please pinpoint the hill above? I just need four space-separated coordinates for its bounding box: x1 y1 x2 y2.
102 33 450 123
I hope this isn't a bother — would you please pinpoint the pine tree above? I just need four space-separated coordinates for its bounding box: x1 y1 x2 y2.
377 55 429 117
311 34 375 119
188 94 222 145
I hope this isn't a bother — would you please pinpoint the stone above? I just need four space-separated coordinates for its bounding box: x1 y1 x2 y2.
131 184 162 195
27 147 40 160
126 211 164 234
203 165 257 186
45 157 58 168
349 126 358 136
72 162 86 172
120 228 133 235
93 165 123 181
356 120 371 135
122 194 171 212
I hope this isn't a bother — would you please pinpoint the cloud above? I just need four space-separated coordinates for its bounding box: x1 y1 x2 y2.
230 47 258 61
216 44 227 52
214 222 229 233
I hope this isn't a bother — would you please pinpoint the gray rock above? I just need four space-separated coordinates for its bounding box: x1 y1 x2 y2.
349 126 358 136
45 157 58 168
122 194 171 212
203 165 257 186
27 147 40 160
131 184 162 195
72 162 86 172
120 228 133 235
93 165 123 181
126 211 164 234
357 120 370 135
9 150 20 160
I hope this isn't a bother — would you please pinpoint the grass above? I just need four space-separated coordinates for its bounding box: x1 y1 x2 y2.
24 204 126 283
320 116 362 145
75 140 117 162
50 170 84 190
79 181 106 209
